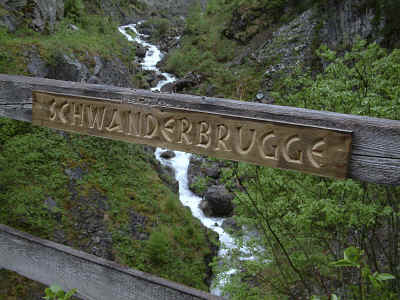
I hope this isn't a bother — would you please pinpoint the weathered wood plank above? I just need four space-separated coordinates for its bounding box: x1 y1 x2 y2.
0 224 222 300
1 74 400 184
32 91 352 179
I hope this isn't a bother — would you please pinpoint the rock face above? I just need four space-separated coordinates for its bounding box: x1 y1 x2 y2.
141 0 207 18
319 0 383 48
0 0 64 32
200 185 234 217
254 1 383 102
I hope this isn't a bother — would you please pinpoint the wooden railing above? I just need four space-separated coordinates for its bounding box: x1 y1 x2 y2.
0 74 400 299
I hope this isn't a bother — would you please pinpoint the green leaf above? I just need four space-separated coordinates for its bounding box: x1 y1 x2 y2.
331 294 339 300
343 246 363 265
49 285 63 295
376 273 396 281
330 259 357 267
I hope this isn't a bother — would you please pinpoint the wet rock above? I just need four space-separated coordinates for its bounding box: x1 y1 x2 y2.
188 155 205 195
200 185 234 217
160 150 175 159
152 160 179 193
161 72 201 92
136 45 147 58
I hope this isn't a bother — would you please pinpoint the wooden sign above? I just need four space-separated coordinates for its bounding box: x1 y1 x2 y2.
32 91 352 179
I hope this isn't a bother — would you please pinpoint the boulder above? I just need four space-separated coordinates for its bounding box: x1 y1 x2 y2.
160 150 176 159
50 53 89 82
136 44 147 58
27 48 49 78
200 185 234 217
1 0 64 33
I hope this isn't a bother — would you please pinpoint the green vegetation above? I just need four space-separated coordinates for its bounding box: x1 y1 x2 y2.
214 41 400 299
165 3 264 100
190 176 209 196
44 285 77 300
0 120 216 293
0 14 134 75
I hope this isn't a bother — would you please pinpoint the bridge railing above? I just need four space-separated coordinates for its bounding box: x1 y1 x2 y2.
0 74 400 299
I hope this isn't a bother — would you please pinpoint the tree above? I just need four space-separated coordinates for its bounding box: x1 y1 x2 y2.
216 41 400 299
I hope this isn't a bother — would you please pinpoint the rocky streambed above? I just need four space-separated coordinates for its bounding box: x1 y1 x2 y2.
119 22 256 297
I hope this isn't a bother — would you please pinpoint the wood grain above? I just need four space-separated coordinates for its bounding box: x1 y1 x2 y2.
32 91 352 179
1 74 400 184
0 224 222 300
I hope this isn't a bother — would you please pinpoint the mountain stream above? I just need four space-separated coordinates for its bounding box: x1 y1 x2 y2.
119 23 247 297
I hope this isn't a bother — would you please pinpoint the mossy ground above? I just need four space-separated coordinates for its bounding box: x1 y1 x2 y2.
0 118 217 297
0 14 135 75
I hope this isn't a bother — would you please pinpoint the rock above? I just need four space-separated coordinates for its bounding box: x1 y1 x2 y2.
130 209 149 240
200 185 234 217
67 23 79 31
161 71 201 92
0 0 64 33
160 150 175 159
64 166 86 181
136 44 147 58
222 217 241 234
152 160 179 193
27 49 49 78
205 165 220 179
50 53 89 82
44 197 58 211
188 155 205 195
87 75 101 84
206 84 216 97
0 14 18 32
94 56 135 88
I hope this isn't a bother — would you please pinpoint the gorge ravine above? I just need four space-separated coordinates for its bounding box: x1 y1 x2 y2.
118 23 243 297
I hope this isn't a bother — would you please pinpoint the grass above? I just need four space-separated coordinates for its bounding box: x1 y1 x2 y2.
0 119 218 293
0 15 135 75
164 4 264 100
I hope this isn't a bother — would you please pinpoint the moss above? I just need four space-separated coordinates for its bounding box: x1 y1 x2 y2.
0 119 215 293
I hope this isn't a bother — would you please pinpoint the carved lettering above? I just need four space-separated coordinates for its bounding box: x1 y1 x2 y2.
178 118 192 145
127 110 141 137
87 105 105 130
197 121 211 149
282 135 303 164
59 103 70 124
215 124 231 152
236 127 256 155
33 91 352 179
72 103 84 127
49 100 57 121
308 139 327 168
259 132 279 160
106 109 123 133
144 114 158 139
161 118 176 143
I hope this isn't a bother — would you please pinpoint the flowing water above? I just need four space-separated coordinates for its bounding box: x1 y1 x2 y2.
118 23 245 296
